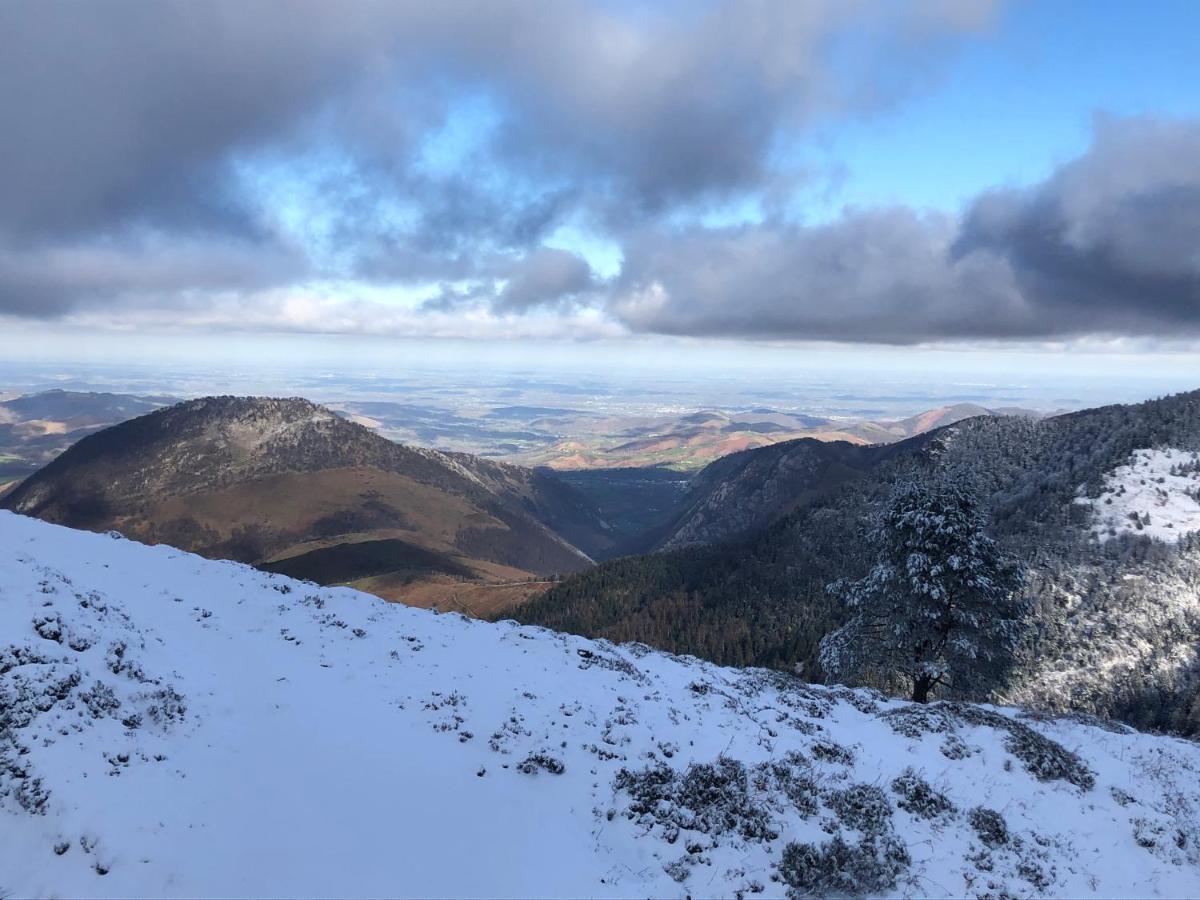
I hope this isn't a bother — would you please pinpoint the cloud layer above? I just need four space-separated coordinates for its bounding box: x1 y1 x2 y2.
2 2 1197 345
613 116 1200 343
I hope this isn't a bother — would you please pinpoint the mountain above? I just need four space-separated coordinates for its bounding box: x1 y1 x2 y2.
639 432 941 553
2 396 613 613
511 404 1037 472
516 390 1200 736
627 407 1042 553
3 511 1199 898
837 402 994 443
515 409 834 471
0 389 171 485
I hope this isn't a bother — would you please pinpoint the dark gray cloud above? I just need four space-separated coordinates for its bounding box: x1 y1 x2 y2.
0 237 307 318
611 209 1031 343
415 248 597 316
0 1 375 240
613 116 1200 343
0 0 995 319
953 116 1200 332
495 249 597 313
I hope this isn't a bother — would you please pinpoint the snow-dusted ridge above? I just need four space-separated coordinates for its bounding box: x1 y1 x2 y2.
1077 447 1200 543
1 512 1199 899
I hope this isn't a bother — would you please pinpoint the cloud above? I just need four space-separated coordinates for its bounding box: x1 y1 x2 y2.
19 2 1189 347
55 284 627 343
610 209 1028 343
612 116 1200 343
0 0 996 318
494 249 597 313
0 234 307 318
953 115 1200 332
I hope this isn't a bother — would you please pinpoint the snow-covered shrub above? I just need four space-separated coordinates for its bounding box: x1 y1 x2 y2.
0 645 58 676
516 752 564 775
939 732 975 760
144 686 187 727
890 768 957 820
755 752 819 817
614 756 778 842
13 776 50 816
952 705 1095 789
880 704 959 738
32 615 65 644
79 681 121 718
777 832 910 897
824 783 893 836
968 807 1010 847
810 739 855 765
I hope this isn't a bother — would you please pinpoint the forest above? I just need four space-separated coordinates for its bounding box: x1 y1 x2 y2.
515 389 1200 736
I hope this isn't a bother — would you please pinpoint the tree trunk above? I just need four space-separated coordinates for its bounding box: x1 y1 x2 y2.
912 675 933 704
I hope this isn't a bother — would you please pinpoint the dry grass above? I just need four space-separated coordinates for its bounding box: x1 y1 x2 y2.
132 466 501 563
354 571 555 617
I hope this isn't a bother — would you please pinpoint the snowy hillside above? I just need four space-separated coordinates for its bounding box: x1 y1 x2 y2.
1077 447 1200 543
2 512 1200 899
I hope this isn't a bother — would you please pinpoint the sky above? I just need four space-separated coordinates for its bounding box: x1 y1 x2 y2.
1 0 1199 379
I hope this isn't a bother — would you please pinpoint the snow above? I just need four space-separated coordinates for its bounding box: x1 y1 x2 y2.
2 511 1200 898
1077 448 1200 543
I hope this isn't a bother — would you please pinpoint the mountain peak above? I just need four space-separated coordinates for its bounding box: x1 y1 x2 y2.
2 395 612 599
2 395 376 518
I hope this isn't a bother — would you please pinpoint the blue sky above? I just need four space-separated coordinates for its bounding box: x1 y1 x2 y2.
808 0 1200 215
1 0 1198 374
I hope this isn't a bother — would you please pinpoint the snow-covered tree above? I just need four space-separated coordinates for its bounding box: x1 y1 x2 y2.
819 476 1027 703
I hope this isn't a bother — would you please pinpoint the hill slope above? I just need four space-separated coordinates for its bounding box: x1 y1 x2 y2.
1 397 612 608
514 403 1032 472
645 432 940 552
3 512 1200 898
0 389 171 485
517 390 1200 735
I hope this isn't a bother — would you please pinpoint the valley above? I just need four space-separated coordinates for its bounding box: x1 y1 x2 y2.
0 382 1046 478
516 389 1200 736
5 385 1200 741
0 385 1051 613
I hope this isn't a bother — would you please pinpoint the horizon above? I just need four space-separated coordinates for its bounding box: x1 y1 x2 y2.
4 352 1199 427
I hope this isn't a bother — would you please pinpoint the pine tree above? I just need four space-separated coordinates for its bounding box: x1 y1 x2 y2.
819 475 1027 703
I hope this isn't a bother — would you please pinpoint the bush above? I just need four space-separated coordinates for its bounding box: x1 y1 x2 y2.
516 753 565 775
145 686 187 727
777 833 910 897
890 769 957 820
756 752 819 818
614 756 777 842
968 807 1010 847
810 740 855 766
79 681 120 719
881 704 959 739
824 783 893 836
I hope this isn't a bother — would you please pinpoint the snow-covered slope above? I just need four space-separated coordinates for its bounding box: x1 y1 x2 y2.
2 512 1199 899
1077 447 1200 543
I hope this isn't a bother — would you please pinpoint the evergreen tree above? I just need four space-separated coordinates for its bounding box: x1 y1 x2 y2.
819 476 1027 703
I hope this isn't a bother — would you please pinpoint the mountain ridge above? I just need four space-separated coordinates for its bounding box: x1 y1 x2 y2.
516 389 1200 736
1 396 613 609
